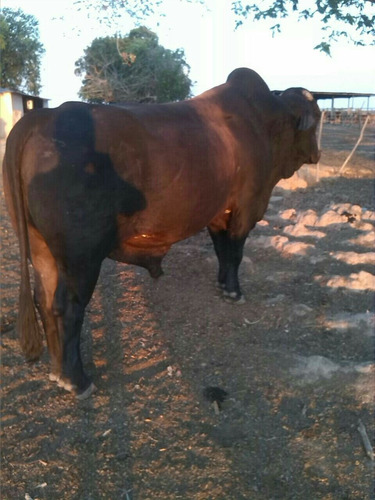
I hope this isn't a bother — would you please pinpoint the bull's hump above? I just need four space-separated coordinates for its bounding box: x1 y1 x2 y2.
226 68 270 96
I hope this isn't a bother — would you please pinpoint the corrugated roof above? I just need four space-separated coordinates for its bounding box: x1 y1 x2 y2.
273 90 375 101
311 91 375 101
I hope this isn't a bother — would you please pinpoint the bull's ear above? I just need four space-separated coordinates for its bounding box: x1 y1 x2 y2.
297 112 316 131
301 89 315 102
297 90 317 131
281 88 318 131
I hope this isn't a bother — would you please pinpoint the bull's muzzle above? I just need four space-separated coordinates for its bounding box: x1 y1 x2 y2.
310 149 321 164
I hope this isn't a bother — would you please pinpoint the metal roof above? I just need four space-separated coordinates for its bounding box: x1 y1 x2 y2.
310 91 375 101
273 90 375 101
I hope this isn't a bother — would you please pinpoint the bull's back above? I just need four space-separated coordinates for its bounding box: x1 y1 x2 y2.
89 101 239 242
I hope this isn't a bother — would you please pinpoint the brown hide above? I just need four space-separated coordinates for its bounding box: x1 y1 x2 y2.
4 67 321 277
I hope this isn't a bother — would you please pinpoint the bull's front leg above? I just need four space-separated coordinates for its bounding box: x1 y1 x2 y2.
208 228 247 304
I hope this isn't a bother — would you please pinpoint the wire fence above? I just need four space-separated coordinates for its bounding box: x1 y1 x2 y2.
321 109 375 126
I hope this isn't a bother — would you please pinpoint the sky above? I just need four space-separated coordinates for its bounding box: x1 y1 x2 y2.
2 0 375 109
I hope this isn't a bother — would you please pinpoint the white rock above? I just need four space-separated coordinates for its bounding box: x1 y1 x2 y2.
296 209 319 226
272 236 290 251
324 312 374 337
282 241 315 256
292 355 375 385
352 221 375 231
332 203 352 214
249 235 289 251
349 231 375 247
350 204 363 215
362 210 375 221
315 210 346 227
292 355 341 381
354 363 374 374
279 208 297 220
330 251 375 265
277 175 308 190
326 271 375 291
283 223 325 239
251 235 316 256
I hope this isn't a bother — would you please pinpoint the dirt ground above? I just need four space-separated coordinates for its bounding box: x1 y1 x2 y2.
1 123 374 499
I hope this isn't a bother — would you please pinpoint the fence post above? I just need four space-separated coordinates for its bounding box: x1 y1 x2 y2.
339 115 370 175
316 110 325 182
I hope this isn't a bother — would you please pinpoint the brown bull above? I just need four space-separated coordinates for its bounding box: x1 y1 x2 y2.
2 68 321 398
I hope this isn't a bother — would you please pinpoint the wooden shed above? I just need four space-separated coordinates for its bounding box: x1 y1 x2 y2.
0 88 49 141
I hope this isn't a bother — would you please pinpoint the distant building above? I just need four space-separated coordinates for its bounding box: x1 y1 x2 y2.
0 88 49 140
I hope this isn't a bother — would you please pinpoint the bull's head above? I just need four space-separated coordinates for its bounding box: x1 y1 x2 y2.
281 88 321 170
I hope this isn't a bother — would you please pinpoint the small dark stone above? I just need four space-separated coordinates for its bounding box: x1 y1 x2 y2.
203 386 228 408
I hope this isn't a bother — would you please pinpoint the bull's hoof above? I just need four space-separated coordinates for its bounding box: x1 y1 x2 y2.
57 378 75 392
50 371 96 398
76 383 97 400
223 291 246 305
50 373 76 392
49 372 60 382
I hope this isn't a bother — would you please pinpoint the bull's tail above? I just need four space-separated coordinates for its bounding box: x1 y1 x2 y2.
3 124 43 360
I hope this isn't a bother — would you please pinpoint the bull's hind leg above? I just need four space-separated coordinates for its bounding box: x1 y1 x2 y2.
28 226 62 381
53 261 102 399
208 228 247 304
34 274 62 382
29 226 100 397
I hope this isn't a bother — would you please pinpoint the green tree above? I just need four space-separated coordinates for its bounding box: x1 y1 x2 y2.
74 0 375 55
231 0 375 55
75 27 192 103
0 8 45 94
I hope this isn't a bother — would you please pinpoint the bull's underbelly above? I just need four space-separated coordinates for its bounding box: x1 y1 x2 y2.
109 231 183 278
110 201 231 276
109 240 168 278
